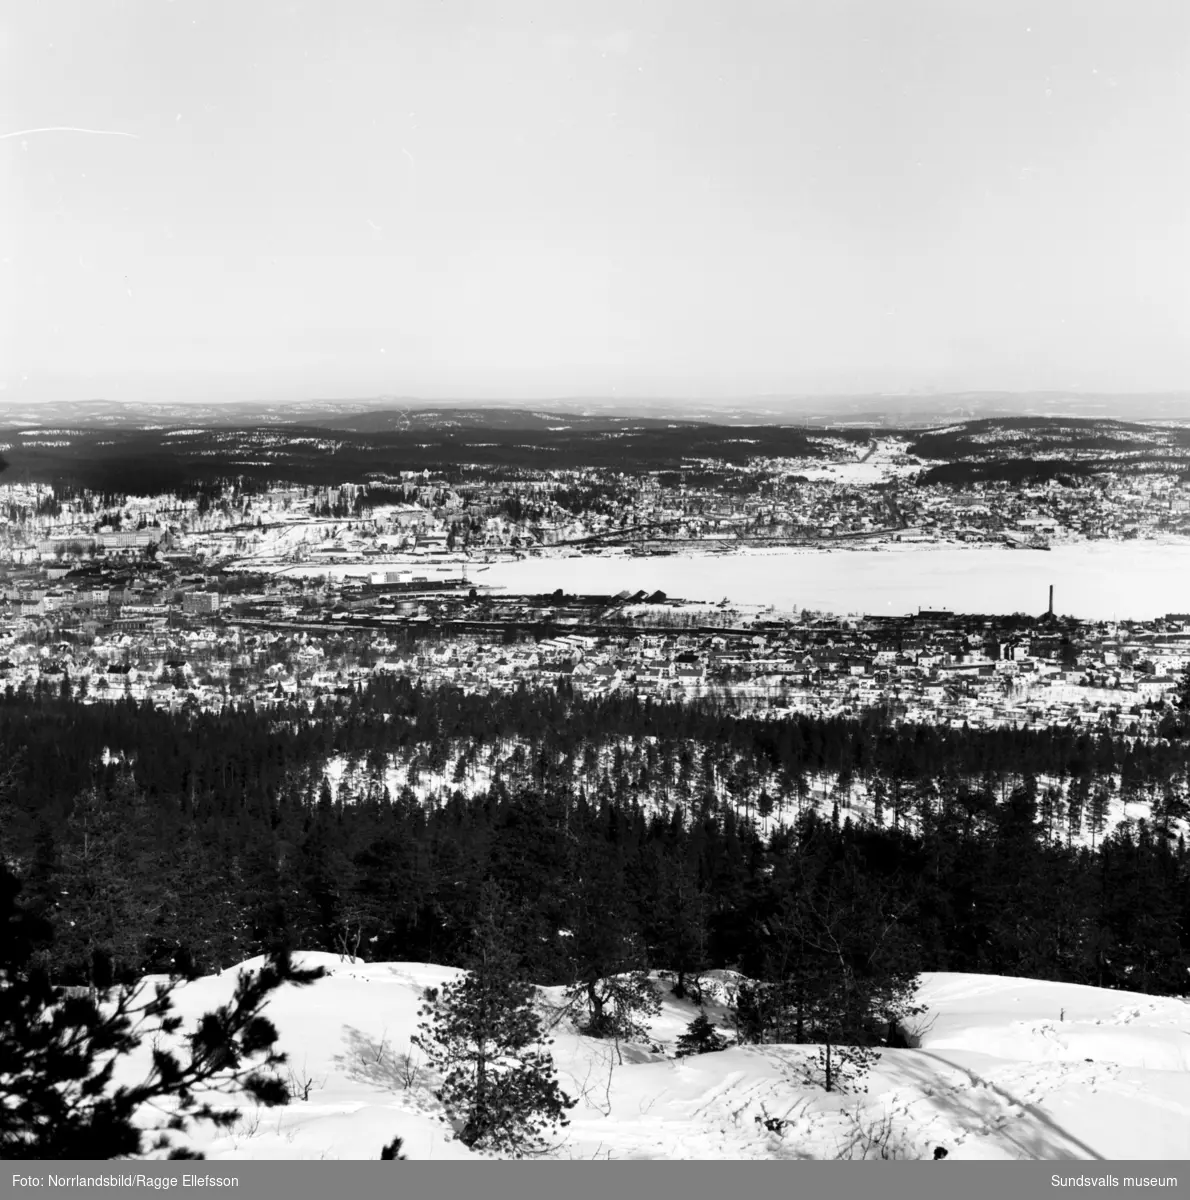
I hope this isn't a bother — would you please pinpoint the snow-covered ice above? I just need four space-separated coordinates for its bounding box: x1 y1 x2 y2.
480 540 1190 621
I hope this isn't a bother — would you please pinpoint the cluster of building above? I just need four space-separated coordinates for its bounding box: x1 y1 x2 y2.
0 533 1186 736
1 450 1189 735
626 460 1190 549
4 442 1190 573
363 610 1189 734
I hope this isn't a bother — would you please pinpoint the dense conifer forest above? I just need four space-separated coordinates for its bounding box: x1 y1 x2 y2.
1 680 1187 1019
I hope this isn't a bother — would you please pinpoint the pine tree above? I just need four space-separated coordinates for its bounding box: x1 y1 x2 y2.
415 883 575 1157
51 782 163 984
1039 785 1066 846
732 979 776 1045
755 852 924 1094
1176 663 1190 714
565 843 661 1043
674 1011 728 1057
0 863 323 1159
1087 782 1113 849
655 867 711 1002
800 962 887 1094
809 1036 881 1095
566 940 661 1044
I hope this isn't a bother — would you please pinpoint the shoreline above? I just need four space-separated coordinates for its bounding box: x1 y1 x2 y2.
476 540 1190 622
222 536 1190 621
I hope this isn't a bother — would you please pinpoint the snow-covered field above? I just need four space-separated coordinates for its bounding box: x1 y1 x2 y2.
480 540 1190 620
780 438 922 486
144 955 1190 1161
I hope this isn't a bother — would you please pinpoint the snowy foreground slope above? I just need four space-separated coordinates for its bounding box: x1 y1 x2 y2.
140 954 1189 1161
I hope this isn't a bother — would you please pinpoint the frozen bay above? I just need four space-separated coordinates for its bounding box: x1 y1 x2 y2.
480 540 1190 621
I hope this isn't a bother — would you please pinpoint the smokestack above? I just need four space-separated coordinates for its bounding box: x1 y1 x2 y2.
1048 584 1054 616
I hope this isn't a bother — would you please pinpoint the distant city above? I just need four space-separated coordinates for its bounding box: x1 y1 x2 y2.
4 405 1189 1164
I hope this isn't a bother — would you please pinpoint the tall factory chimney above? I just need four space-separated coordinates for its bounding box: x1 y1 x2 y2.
1048 584 1054 616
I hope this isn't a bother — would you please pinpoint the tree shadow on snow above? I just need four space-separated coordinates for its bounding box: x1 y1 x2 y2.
897 1050 1107 1161
334 1025 441 1114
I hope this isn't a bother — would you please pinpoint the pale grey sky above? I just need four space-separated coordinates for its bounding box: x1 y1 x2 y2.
1 0 1188 405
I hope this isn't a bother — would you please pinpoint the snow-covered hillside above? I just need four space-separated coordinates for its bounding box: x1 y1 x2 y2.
322 747 1175 853
139 954 1190 1161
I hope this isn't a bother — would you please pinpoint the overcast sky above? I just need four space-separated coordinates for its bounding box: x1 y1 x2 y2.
1 0 1188 405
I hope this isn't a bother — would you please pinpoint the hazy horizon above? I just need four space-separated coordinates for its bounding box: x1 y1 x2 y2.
3 0 1189 406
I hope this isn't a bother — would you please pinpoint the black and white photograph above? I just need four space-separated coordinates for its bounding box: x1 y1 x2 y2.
1 0 1188 1174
